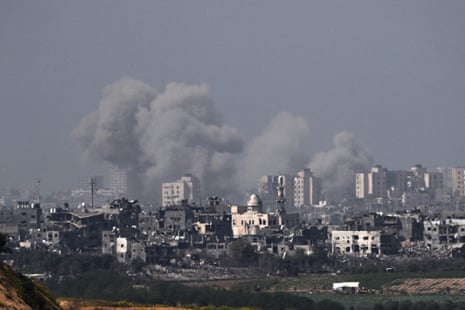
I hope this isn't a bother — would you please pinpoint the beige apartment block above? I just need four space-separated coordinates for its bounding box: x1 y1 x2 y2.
330 230 381 256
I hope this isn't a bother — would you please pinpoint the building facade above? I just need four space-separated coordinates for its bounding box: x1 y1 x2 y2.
162 174 201 207
451 167 465 197
355 165 388 200
294 168 321 207
110 167 128 197
330 230 381 256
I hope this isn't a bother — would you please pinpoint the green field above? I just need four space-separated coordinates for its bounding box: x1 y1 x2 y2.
301 294 465 310
211 272 465 309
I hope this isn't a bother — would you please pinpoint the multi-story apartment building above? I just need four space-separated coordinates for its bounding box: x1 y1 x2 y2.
451 167 465 197
424 172 444 191
293 168 321 207
110 167 128 196
402 191 430 209
368 165 388 199
424 218 465 250
407 164 427 190
387 170 409 194
162 174 201 207
355 165 388 200
330 230 381 256
355 172 367 199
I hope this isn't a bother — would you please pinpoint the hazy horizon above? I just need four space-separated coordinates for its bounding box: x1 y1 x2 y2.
1 1 464 198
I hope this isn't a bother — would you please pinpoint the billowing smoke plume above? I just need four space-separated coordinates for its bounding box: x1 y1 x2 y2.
240 112 310 193
74 77 376 206
73 77 244 202
309 131 373 203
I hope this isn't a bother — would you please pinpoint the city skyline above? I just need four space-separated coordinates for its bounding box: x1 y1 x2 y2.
0 162 462 209
1 1 464 196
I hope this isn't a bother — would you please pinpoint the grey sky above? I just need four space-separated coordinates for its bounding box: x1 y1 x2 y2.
1 1 464 196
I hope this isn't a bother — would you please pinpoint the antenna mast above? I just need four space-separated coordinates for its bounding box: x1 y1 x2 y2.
35 178 41 203
90 177 95 208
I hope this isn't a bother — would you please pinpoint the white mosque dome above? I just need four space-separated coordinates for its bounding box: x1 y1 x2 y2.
247 194 262 208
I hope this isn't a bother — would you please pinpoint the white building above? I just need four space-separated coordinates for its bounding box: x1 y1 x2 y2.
355 173 367 199
231 194 299 238
294 168 321 207
333 282 360 294
162 174 201 207
330 230 381 256
116 237 146 264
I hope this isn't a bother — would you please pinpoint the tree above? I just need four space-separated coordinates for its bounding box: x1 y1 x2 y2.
227 239 257 267
0 233 10 253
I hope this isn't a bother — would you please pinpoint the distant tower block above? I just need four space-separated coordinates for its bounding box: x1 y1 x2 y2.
110 167 128 196
162 174 201 207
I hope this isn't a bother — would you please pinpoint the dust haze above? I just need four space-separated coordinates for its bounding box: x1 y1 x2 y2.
74 78 373 204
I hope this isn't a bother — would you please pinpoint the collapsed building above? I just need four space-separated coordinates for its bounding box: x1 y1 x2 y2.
331 211 425 256
424 218 465 251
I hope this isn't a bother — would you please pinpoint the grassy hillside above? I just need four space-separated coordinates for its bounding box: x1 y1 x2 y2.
0 262 61 309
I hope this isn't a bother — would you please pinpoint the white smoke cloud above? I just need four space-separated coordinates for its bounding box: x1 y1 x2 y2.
73 78 243 203
239 112 311 193
309 131 373 203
